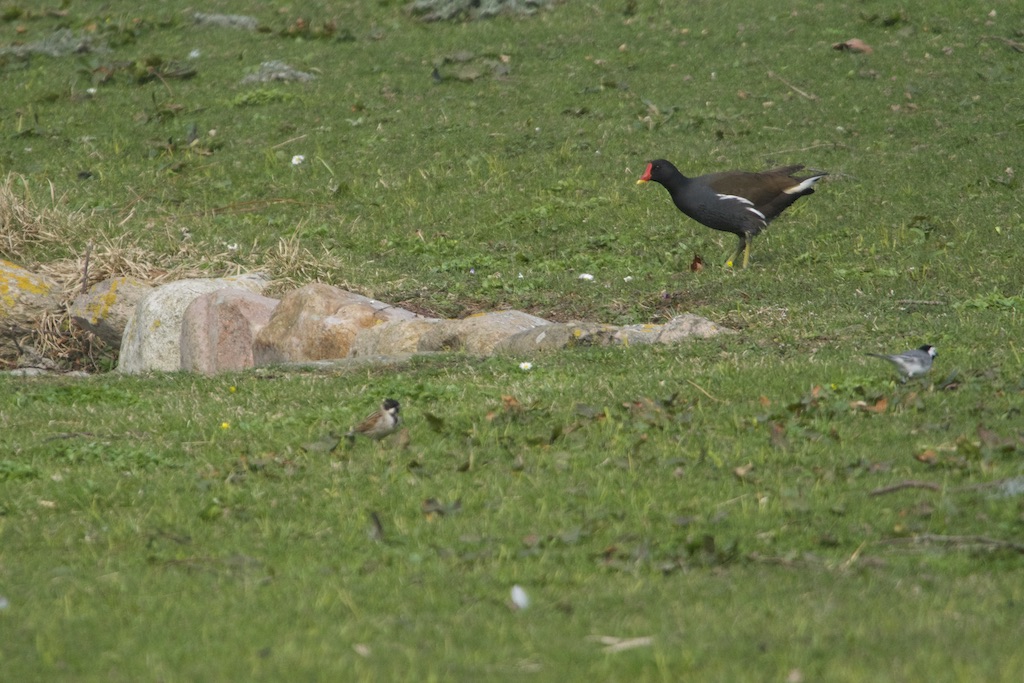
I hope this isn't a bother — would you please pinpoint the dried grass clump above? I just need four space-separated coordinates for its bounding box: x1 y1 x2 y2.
0 173 90 259
3 173 356 372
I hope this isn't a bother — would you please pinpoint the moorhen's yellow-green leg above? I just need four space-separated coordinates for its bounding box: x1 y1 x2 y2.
725 236 750 269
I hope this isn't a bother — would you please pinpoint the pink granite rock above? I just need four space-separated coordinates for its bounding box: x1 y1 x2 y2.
253 283 419 364
180 288 280 375
117 273 270 374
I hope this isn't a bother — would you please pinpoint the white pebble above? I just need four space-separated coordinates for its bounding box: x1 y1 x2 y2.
511 585 529 609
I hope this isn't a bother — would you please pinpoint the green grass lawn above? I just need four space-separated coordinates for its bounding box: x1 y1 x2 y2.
2 0 1024 680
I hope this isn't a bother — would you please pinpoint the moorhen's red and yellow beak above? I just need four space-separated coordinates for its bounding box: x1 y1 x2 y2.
636 163 653 184
636 159 826 268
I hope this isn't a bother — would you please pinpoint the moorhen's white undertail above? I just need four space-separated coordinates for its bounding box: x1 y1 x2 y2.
637 159 827 268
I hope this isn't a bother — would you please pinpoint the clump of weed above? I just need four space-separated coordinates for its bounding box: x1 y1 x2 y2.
0 173 90 259
2 173 355 371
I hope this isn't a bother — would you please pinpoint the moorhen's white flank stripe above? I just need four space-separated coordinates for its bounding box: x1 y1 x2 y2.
717 194 767 221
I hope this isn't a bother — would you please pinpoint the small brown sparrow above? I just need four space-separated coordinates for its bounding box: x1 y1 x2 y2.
346 398 401 444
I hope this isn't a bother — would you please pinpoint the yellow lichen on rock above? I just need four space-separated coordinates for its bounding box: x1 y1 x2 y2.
0 259 61 323
70 276 154 348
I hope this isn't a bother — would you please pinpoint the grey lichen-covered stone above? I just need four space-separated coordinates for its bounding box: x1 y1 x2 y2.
613 323 664 346
493 315 734 355
656 314 735 343
241 61 315 84
411 0 552 22
1 259 62 358
70 276 153 348
494 322 625 355
1 258 62 331
0 28 106 58
417 310 550 355
193 13 259 30
349 318 443 357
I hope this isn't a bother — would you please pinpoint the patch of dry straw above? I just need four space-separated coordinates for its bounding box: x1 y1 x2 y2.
2 173 347 370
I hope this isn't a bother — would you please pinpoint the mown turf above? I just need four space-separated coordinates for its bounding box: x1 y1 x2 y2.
2 0 1024 680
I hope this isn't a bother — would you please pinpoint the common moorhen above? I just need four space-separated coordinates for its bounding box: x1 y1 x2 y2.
637 159 827 268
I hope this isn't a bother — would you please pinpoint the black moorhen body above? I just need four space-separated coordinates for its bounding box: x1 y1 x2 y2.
637 159 827 268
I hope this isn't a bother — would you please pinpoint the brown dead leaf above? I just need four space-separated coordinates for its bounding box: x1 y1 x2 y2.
733 462 754 479
832 38 874 54
851 396 888 413
977 424 1019 452
980 35 1024 53
866 396 888 413
914 449 938 464
421 498 461 520
367 511 384 541
769 421 789 451
422 498 444 520
978 424 1003 447
758 395 771 408
689 254 704 272
624 397 663 424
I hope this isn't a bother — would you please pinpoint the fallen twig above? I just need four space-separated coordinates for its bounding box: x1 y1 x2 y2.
954 477 1024 493
587 635 655 654
271 133 309 149
979 35 1024 53
769 142 847 156
687 379 723 402
192 198 309 216
767 70 818 101
80 241 92 294
747 551 810 567
869 481 941 496
840 540 867 570
879 534 1024 554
